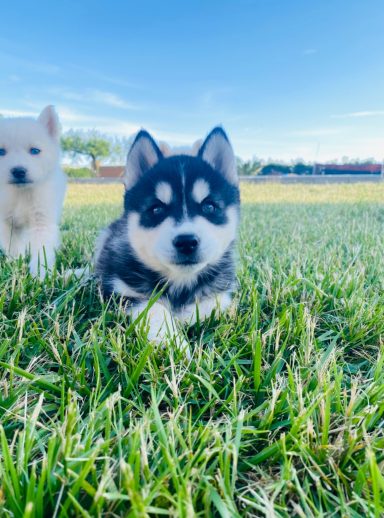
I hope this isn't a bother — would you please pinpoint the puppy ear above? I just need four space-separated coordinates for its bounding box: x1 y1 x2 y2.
38 105 61 141
198 127 238 184
124 130 163 189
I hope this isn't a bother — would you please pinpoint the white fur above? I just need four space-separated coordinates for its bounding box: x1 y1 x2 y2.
112 277 144 300
0 106 67 277
155 182 173 205
124 136 159 190
177 292 232 324
127 207 238 284
192 179 210 204
128 292 231 359
130 300 190 357
130 300 175 340
200 132 238 185
94 228 110 265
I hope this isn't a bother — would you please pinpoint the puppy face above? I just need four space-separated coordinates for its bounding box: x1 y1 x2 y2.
123 128 240 283
0 106 60 187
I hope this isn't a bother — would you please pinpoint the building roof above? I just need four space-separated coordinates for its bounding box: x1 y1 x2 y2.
314 163 382 174
98 166 125 177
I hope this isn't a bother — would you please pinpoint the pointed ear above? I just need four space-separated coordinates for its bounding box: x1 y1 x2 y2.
124 130 163 189
38 105 61 141
198 127 238 184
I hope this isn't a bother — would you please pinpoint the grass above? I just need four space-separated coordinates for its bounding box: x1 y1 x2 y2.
1 182 384 517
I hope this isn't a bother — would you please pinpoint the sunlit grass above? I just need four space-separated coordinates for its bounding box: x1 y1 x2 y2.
1 182 384 516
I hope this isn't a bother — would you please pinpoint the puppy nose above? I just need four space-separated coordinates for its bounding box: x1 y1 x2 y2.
11 167 27 180
173 234 200 255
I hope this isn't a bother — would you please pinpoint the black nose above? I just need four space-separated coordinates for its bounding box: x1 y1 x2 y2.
11 167 27 180
173 234 200 255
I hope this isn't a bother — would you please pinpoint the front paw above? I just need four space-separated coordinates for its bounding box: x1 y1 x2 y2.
132 301 191 358
148 326 191 359
29 258 51 280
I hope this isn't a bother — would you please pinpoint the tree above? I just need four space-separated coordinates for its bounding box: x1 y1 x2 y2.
260 163 292 176
61 131 111 175
292 162 313 175
237 157 263 176
105 135 134 165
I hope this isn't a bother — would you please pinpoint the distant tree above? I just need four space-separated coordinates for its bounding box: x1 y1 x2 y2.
106 135 134 165
260 164 291 176
61 131 111 175
292 162 313 175
237 157 263 176
340 156 377 165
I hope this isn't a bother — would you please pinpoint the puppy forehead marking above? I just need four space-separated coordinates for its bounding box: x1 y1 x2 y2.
192 179 210 204
155 181 173 204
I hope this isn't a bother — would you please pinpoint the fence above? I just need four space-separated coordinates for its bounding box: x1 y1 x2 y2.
68 175 384 185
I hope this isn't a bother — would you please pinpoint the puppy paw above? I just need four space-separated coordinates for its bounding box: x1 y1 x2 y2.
29 248 57 279
131 301 191 358
148 327 191 359
173 334 191 359
29 259 49 280
62 266 91 282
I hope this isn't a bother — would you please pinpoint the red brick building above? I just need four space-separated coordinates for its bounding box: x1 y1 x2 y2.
98 166 125 178
313 163 383 175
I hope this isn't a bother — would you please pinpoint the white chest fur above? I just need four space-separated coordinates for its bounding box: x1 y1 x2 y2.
0 169 67 276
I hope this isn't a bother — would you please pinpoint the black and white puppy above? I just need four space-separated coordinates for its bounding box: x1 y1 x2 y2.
96 127 240 349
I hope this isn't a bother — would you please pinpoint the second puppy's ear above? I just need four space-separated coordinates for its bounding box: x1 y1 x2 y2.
38 105 61 141
124 130 163 189
198 127 238 185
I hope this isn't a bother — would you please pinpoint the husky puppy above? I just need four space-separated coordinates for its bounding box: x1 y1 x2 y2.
0 106 67 277
96 127 240 347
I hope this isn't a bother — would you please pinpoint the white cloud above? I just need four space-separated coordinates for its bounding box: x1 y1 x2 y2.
234 133 384 162
0 104 196 143
63 114 196 144
0 105 141 135
47 87 141 110
57 106 141 134
288 128 344 137
332 110 384 119
2 105 383 162
0 108 36 117
150 129 200 145
89 90 136 109
67 65 142 89
0 50 60 75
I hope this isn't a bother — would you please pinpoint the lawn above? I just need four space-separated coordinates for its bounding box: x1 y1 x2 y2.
1 182 384 517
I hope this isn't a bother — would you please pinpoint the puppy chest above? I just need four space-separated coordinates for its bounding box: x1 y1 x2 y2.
4 198 33 229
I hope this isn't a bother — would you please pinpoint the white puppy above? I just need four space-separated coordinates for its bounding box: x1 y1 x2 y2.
0 106 67 277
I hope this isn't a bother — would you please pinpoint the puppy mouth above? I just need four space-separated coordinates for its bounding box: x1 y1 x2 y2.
9 179 33 186
170 256 207 272
172 254 202 266
174 259 200 266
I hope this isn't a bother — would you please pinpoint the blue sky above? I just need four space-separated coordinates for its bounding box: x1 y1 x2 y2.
1 0 384 161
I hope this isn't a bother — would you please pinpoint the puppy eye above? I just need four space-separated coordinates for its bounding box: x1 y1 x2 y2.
201 199 218 215
30 147 41 155
149 203 165 216
0 148 6 157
